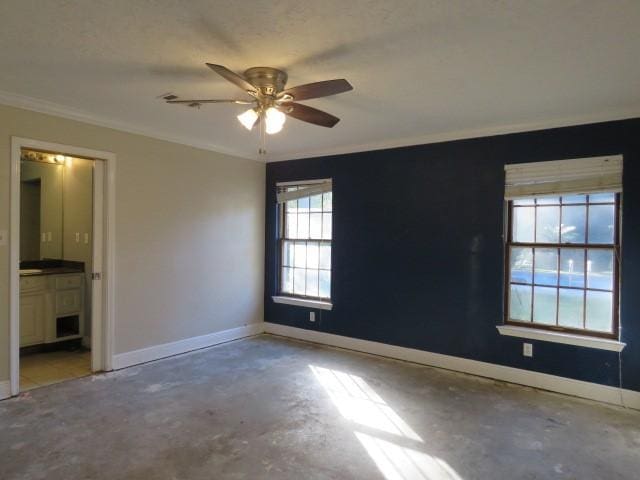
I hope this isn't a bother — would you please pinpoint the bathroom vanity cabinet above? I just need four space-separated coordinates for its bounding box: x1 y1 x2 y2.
19 273 85 347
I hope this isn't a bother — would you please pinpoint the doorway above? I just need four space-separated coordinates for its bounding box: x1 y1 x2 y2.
9 138 115 395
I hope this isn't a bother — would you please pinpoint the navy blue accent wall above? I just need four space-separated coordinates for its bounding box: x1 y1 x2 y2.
265 119 640 392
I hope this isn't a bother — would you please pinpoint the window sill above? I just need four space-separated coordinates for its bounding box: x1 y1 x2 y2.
496 325 625 352
272 296 333 311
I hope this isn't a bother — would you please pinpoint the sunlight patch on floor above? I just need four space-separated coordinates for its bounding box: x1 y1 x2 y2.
310 365 463 480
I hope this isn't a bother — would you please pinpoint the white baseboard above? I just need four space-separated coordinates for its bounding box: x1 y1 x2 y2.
264 323 640 410
113 323 265 370
0 381 11 400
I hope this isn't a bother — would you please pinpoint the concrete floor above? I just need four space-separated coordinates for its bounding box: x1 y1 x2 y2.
1 335 638 480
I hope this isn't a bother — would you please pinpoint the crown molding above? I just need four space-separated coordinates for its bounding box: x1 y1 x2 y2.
266 109 640 162
0 89 261 162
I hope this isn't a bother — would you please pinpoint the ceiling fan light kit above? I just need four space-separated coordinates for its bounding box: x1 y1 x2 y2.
165 63 353 155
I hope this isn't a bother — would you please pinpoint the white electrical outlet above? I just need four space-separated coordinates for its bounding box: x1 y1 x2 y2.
75 232 80 242
310 312 316 322
523 343 533 357
84 233 89 244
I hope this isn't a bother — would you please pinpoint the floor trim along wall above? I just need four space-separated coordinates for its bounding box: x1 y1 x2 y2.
112 323 264 370
0 381 11 401
264 322 640 410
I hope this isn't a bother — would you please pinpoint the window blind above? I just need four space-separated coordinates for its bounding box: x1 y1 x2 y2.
276 179 332 204
504 155 622 199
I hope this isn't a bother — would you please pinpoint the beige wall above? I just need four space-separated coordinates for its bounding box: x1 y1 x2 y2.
0 104 265 381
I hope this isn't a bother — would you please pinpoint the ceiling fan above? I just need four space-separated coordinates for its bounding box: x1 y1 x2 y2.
164 64 353 138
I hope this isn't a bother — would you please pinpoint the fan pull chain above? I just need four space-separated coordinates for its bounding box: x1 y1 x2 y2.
258 112 267 157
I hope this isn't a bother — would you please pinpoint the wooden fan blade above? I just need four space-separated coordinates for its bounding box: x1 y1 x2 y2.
206 63 257 94
279 102 340 128
166 99 254 105
278 79 352 101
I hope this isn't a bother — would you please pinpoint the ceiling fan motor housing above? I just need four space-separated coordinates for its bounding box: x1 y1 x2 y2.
243 67 288 96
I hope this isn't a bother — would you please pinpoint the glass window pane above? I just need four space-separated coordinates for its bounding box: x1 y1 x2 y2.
323 191 332 211
560 205 586 243
306 269 319 297
319 244 331 270
510 247 533 284
513 207 535 242
559 249 585 288
562 194 587 204
586 291 613 332
310 213 322 238
319 270 331 298
281 267 293 294
294 242 307 268
509 284 532 321
310 194 322 212
513 198 534 206
537 197 560 205
589 193 615 204
286 199 297 213
534 248 558 286
536 206 560 243
558 288 584 329
297 213 310 238
588 204 615 244
293 268 306 295
307 242 319 269
533 286 557 325
286 213 297 238
322 213 332 240
298 196 310 213
587 249 614 290
283 240 295 267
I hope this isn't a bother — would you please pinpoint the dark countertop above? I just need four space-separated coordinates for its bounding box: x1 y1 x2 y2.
20 267 84 277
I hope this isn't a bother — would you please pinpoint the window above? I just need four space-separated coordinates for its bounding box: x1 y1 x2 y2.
277 180 332 300
504 156 622 339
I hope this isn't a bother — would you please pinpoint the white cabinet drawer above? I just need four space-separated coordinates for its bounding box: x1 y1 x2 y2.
55 275 83 290
56 289 82 315
20 275 47 293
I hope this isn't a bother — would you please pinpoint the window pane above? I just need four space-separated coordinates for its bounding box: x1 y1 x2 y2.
297 213 310 238
509 284 532 321
587 249 614 290
533 286 557 325
513 207 535 242
319 244 331 270
306 269 319 297
283 240 295 267
586 291 613 332
322 213 332 239
559 249 585 288
513 198 534 206
589 193 615 204
323 191 332 211
319 270 331 298
562 194 587 204
286 213 297 238
294 242 306 268
588 204 615 244
534 248 558 286
310 194 322 212
286 199 297 213
293 268 306 295
537 197 560 205
281 267 293 294
510 247 532 284
560 205 586 243
310 213 322 238
536 206 560 243
298 196 310 213
558 288 584 329
307 242 319 269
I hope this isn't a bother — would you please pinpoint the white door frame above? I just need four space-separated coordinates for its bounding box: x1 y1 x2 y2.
9 137 116 395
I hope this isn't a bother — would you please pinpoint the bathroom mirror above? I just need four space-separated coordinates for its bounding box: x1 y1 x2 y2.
20 158 64 261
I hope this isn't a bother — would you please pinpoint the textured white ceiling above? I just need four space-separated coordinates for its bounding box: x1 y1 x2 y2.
1 0 639 161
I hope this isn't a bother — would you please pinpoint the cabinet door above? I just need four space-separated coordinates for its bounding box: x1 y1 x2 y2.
20 294 45 347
